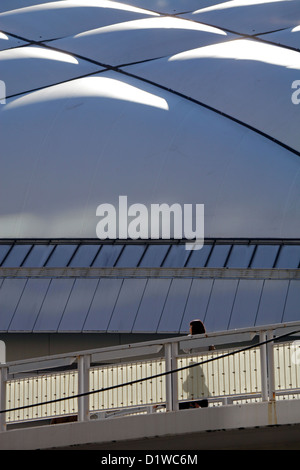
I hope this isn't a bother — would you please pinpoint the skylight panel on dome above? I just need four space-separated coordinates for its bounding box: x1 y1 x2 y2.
0 0 158 41
0 45 100 98
259 25 300 51
108 0 228 15
0 32 28 51
0 0 61 14
1 66 300 240
50 16 232 66
124 38 300 152
180 0 300 35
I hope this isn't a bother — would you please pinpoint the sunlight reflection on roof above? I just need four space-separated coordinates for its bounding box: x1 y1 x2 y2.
85 76 169 110
168 38 300 70
6 75 169 111
20 46 79 65
291 25 300 33
74 16 228 37
0 32 9 40
195 0 287 14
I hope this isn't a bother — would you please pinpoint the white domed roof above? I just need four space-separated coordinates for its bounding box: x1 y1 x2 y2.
259 25 300 51
0 31 27 50
125 38 300 151
182 0 300 35
50 17 235 66
0 0 300 240
0 0 158 41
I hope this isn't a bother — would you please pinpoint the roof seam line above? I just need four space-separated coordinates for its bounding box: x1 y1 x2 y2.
115 68 300 158
168 17 300 54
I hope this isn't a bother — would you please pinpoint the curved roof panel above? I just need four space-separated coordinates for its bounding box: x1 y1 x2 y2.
0 45 101 97
0 0 63 14
0 0 158 41
1 69 300 239
181 0 300 35
108 0 230 15
124 38 300 152
0 0 300 242
0 32 28 51
259 25 300 51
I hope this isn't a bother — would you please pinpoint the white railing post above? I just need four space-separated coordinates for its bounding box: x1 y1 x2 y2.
165 344 173 411
0 366 7 432
78 355 90 422
165 342 179 412
260 331 269 402
267 330 276 401
172 342 179 411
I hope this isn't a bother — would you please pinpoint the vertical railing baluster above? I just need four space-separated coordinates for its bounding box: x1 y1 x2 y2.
260 331 268 402
172 342 179 412
0 366 7 432
78 355 90 422
267 330 275 401
165 343 172 411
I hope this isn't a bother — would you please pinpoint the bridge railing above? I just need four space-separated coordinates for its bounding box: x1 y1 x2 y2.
0 321 299 431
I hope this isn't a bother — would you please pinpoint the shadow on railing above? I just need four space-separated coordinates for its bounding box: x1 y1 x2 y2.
0 321 300 431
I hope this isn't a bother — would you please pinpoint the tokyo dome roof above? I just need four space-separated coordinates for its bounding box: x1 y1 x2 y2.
0 0 300 240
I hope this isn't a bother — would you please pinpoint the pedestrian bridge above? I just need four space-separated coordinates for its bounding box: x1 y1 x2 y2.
0 321 300 450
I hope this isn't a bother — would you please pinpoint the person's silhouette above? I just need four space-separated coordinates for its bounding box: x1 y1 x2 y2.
179 319 215 410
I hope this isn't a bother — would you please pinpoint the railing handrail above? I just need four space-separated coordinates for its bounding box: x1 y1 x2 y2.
0 321 300 431
2 320 300 372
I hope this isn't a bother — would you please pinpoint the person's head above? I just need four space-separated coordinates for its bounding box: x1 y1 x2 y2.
189 319 206 335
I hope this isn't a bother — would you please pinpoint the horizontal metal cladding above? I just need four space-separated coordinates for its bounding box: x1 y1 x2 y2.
0 269 299 334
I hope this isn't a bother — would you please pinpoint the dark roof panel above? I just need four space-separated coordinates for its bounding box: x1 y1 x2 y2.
0 275 298 333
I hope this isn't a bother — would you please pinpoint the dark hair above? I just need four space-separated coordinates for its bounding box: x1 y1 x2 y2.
189 319 206 335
